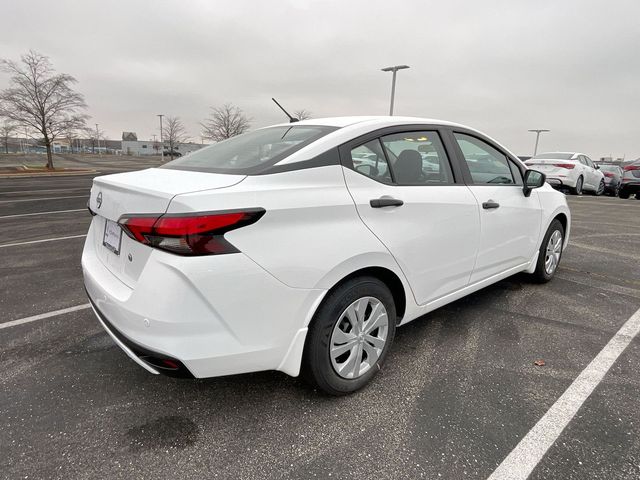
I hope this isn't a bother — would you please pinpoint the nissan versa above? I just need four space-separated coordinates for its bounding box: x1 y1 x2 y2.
83 117 570 395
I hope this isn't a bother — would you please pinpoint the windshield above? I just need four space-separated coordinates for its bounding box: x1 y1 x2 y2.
161 125 338 174
532 152 575 160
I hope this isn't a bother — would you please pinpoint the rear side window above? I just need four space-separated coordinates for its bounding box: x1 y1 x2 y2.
350 139 392 183
380 131 453 185
161 125 337 174
454 133 515 185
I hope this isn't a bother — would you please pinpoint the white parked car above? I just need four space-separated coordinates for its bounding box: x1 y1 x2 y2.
83 117 570 395
525 152 605 195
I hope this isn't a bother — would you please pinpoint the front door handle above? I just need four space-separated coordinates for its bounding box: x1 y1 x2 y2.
370 197 404 208
482 200 500 209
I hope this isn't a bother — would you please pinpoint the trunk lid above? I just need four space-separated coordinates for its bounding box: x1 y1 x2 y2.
88 168 246 288
525 159 578 176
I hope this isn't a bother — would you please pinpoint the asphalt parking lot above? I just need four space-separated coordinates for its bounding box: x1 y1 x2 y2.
1 158 639 479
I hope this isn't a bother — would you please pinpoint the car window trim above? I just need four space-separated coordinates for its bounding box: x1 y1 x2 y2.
445 128 526 187
338 124 461 187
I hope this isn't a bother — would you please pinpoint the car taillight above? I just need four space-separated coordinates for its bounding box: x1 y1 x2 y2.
603 172 614 177
624 165 640 171
553 163 575 169
118 208 265 256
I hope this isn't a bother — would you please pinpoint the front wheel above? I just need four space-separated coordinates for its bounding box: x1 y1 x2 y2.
610 183 620 197
303 276 396 395
530 219 565 283
595 179 605 196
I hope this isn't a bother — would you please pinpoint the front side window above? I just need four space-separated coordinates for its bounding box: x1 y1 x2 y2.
162 125 337 174
454 133 515 185
380 131 453 185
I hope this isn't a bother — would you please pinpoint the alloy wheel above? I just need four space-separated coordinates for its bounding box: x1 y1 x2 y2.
330 296 389 379
544 230 563 275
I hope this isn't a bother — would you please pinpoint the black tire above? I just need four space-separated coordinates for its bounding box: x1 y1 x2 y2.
571 176 583 195
636 194 640 200
610 183 620 197
302 276 396 395
595 179 605 196
530 219 565 283
619 190 630 199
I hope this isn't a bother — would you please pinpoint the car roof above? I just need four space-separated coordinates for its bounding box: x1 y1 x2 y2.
537 151 587 157
271 116 524 168
269 116 469 129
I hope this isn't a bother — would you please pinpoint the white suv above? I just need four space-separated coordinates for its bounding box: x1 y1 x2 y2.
526 152 605 195
83 117 570 395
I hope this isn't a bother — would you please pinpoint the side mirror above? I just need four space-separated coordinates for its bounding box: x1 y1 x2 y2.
523 169 546 197
594 164 600 170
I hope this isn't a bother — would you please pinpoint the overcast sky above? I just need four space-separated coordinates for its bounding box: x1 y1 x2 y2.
1 0 639 159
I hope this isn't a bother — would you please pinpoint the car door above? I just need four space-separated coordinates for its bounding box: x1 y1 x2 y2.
585 156 602 187
340 128 480 306
449 131 543 284
579 155 595 188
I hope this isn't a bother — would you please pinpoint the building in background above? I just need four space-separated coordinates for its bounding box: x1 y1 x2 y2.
121 131 205 156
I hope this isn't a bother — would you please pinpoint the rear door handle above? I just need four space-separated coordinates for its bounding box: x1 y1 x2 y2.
370 197 404 208
482 200 500 209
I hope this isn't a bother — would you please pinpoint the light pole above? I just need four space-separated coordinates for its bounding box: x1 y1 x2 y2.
157 114 164 160
528 129 550 156
95 123 101 155
381 65 410 116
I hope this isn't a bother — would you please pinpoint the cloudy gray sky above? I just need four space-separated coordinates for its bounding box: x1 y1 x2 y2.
1 0 639 159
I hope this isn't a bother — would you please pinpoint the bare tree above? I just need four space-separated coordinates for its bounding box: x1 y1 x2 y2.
294 109 312 121
85 126 105 154
0 120 17 154
162 116 189 159
0 50 88 169
201 103 251 142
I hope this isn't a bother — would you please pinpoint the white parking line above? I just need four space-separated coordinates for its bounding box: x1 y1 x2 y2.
0 208 86 219
0 195 88 204
0 304 91 330
488 306 640 480
0 234 87 248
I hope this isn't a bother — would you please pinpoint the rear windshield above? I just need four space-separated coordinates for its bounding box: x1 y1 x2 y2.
161 125 338 174
532 153 574 160
599 165 619 172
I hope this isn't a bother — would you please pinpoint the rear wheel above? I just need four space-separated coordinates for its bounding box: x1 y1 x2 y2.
531 219 564 283
303 276 396 395
571 176 583 195
619 190 630 199
595 179 605 196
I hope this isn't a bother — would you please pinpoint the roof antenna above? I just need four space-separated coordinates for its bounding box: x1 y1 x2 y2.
272 98 299 123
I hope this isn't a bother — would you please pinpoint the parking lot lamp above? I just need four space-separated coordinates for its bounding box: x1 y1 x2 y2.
381 65 410 116
528 129 550 156
157 114 164 160
95 123 100 155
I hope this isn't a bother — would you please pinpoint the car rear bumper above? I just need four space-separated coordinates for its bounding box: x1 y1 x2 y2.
82 229 326 379
620 181 640 193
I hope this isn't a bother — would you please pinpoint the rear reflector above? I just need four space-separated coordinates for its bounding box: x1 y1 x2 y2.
119 208 265 256
553 163 575 169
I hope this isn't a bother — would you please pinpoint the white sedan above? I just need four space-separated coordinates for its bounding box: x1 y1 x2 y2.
83 116 570 395
525 151 605 195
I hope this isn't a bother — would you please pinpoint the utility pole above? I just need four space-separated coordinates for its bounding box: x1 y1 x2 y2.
381 65 410 116
95 123 101 155
528 129 550 156
157 114 164 160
